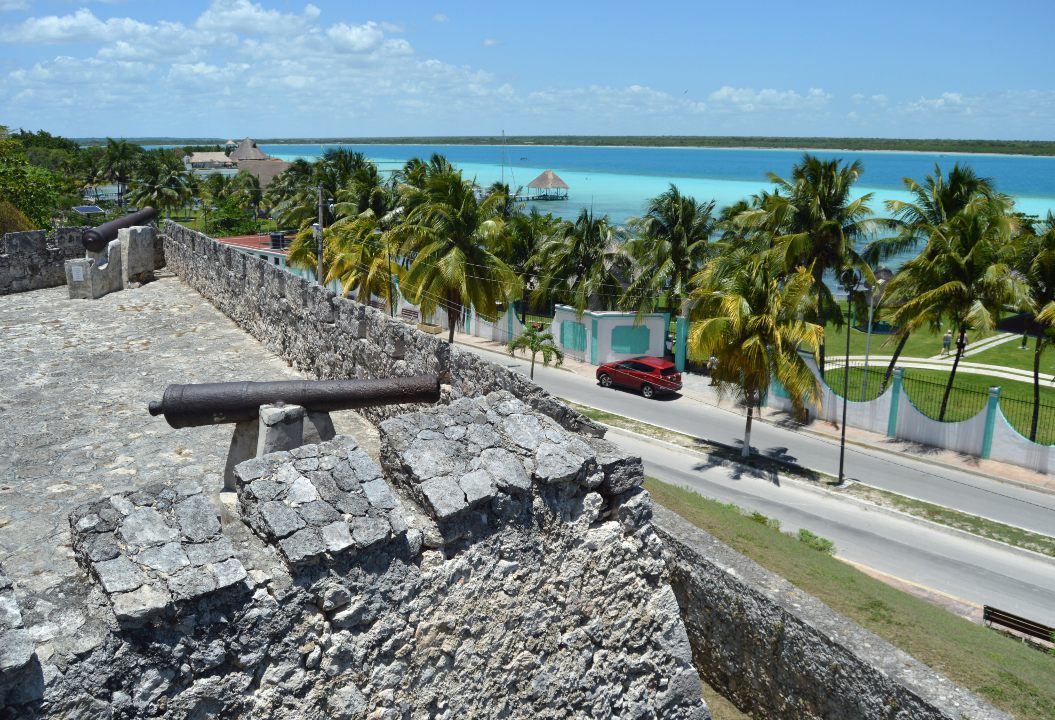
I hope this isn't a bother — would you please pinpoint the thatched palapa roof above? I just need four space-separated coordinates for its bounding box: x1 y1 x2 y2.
230 138 270 161
527 169 569 190
236 158 292 190
188 151 234 167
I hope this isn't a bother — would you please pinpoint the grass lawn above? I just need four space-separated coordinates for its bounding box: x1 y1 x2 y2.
646 479 1055 720
820 322 989 360
969 337 1055 375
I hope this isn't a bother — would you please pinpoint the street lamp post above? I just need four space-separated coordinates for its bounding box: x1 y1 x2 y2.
838 269 861 485
860 267 893 401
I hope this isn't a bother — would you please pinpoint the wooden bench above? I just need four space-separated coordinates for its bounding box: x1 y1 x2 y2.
983 605 1054 642
400 308 419 324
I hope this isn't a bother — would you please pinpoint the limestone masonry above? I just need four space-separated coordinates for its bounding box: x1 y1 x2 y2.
2 393 709 718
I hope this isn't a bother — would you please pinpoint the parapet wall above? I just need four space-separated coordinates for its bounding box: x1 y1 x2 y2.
652 505 1010 720
0 226 165 296
0 393 709 719
161 220 601 436
0 228 85 295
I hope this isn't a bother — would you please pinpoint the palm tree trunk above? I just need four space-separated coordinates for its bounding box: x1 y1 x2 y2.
817 295 827 379
1031 336 1044 442
742 404 754 459
879 332 910 393
938 329 966 422
530 352 536 380
447 293 459 344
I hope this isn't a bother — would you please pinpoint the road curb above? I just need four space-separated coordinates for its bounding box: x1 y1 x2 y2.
599 422 1055 568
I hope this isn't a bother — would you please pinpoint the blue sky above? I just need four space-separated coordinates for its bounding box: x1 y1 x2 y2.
1 0 1053 139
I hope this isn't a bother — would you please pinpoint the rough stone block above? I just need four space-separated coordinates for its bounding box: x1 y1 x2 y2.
118 226 156 287
235 436 407 567
70 483 247 623
380 391 612 522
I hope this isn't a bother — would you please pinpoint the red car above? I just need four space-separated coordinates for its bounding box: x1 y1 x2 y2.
596 357 682 398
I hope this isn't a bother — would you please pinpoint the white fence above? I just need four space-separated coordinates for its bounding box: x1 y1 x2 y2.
768 354 1054 475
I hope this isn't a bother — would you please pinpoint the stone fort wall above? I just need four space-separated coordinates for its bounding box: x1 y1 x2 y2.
0 228 86 295
151 220 1009 720
160 220 602 436
1 226 166 296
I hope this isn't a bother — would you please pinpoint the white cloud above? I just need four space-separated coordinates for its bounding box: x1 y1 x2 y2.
708 85 832 112
482 38 500 47
0 0 29 11
432 13 448 23
380 21 404 33
0 8 151 44
195 0 317 35
327 21 385 53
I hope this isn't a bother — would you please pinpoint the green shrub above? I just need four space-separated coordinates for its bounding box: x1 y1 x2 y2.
749 511 781 531
0 200 33 234
797 528 836 555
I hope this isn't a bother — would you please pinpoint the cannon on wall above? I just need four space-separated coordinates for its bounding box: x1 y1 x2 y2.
81 207 158 253
66 206 160 299
149 375 441 488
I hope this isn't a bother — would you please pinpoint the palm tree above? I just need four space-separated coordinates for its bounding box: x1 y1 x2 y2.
498 208 566 319
508 325 564 379
100 138 140 205
320 208 403 312
532 209 630 314
889 194 1031 420
228 171 263 229
755 155 876 376
688 249 823 458
622 184 717 319
1015 212 1055 440
868 164 996 392
126 158 190 216
397 170 520 343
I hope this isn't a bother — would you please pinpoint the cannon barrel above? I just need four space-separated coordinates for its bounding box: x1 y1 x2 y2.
82 207 158 253
148 375 440 429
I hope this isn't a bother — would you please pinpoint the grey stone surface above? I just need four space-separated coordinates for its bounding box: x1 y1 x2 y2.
235 436 407 567
652 505 1011 720
70 483 248 623
380 391 636 525
0 227 88 296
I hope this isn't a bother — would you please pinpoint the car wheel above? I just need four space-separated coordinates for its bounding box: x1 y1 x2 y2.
641 383 655 399
598 373 613 388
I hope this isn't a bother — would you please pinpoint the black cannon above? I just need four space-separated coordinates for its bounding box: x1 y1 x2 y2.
82 207 158 253
149 375 440 429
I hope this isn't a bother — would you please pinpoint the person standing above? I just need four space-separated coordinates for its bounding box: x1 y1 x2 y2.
942 329 952 356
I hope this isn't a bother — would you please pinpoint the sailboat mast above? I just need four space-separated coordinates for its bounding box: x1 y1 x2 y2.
501 129 505 185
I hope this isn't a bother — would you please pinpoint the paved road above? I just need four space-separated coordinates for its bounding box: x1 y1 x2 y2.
469 346 1055 536
611 429 1055 625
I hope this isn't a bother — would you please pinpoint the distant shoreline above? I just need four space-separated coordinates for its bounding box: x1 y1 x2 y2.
80 135 1055 158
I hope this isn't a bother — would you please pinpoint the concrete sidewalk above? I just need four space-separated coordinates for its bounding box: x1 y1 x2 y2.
456 331 1055 495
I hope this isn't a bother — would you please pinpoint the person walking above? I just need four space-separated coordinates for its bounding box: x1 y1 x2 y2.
942 329 952 356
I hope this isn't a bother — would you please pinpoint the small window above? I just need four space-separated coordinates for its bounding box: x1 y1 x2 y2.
660 367 678 377
629 361 653 372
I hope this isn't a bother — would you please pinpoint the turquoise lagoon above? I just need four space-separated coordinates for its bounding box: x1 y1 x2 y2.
261 142 1055 268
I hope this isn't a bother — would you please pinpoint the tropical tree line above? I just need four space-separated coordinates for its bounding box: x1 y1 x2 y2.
268 150 1053 452
0 128 264 233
